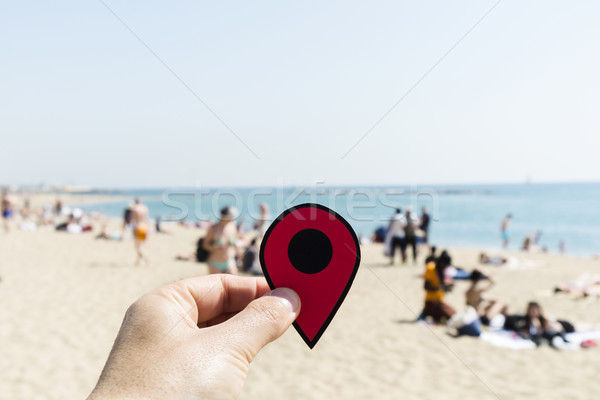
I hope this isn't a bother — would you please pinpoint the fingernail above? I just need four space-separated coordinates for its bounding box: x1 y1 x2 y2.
266 288 300 313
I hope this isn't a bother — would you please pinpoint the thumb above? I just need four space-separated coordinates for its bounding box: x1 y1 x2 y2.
219 288 301 362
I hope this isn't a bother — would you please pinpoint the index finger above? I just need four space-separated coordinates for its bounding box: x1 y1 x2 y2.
156 275 272 325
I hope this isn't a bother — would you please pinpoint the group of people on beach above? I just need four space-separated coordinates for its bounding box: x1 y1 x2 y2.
1 190 95 233
1 191 154 266
2 189 274 273
383 206 430 265
419 247 596 349
500 213 566 254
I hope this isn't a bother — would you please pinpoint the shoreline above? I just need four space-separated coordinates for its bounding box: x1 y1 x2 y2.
4 192 598 259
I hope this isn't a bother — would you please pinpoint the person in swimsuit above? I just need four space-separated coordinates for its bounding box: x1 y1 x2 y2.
131 198 150 266
465 270 507 326
203 206 239 275
2 190 14 232
501 214 512 249
554 273 600 298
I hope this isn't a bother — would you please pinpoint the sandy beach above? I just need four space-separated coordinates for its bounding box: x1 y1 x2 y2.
1 198 600 400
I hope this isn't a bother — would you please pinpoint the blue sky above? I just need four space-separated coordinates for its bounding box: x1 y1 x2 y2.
1 1 599 187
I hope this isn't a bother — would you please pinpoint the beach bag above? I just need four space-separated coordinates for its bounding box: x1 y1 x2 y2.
196 237 209 262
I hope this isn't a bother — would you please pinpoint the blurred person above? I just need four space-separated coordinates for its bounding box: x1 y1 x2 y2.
465 270 506 326
419 206 430 244
508 302 575 348
131 198 150 266
522 235 532 251
504 302 600 349
96 221 122 241
554 273 600 299
533 230 542 245
404 208 419 263
424 245 437 266
253 202 270 237
20 196 31 218
422 251 456 322
155 216 165 234
242 237 263 275
54 198 63 215
203 206 239 274
447 270 505 337
2 190 14 232
384 208 406 265
122 203 133 239
501 214 512 248
371 225 387 243
479 252 507 265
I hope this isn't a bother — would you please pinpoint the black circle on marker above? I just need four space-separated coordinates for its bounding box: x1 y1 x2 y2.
287 228 333 274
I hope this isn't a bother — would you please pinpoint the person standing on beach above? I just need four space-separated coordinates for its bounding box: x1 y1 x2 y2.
501 214 512 249
131 198 150 265
424 246 437 266
1 190 14 232
203 206 239 274
385 208 406 265
54 198 63 216
404 208 419 263
122 203 133 239
419 206 430 244
253 202 270 238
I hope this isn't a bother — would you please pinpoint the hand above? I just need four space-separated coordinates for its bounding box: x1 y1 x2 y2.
87 275 300 400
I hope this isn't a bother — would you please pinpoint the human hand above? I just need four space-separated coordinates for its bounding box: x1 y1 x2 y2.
87 275 300 400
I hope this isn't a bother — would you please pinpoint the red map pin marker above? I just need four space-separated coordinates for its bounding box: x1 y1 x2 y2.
259 203 361 348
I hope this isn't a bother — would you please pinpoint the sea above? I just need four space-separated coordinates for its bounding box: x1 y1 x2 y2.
77 182 600 257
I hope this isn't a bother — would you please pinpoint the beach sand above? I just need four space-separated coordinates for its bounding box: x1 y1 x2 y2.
2 216 600 399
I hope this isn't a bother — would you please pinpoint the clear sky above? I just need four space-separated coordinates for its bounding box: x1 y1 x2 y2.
1 1 599 188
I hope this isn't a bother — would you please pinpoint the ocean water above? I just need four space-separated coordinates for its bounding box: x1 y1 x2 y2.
79 183 600 257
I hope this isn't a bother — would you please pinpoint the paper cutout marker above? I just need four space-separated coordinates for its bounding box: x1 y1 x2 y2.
259 203 361 349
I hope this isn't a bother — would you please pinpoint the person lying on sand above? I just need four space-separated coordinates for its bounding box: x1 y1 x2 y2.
554 273 600 298
479 252 507 265
95 221 121 241
503 301 596 349
479 252 545 269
